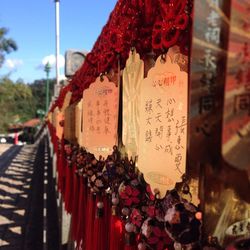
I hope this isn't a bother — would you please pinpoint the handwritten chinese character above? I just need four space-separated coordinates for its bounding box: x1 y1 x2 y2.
175 144 183 150
88 117 93 124
177 135 181 145
104 109 110 116
175 153 182 174
104 116 110 124
145 130 152 143
165 145 173 155
166 125 172 141
146 117 152 125
234 94 250 115
204 49 217 71
199 95 215 114
103 100 108 107
89 125 95 131
205 27 220 45
175 117 186 135
88 110 93 116
145 99 153 114
155 126 164 139
196 122 213 137
156 99 162 109
167 98 176 105
207 10 220 27
200 72 216 87
235 68 244 85
165 108 174 122
155 112 162 123
155 144 163 151
104 126 110 134
96 126 101 134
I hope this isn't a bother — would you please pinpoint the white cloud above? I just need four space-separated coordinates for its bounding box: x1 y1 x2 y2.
5 59 23 69
42 54 65 68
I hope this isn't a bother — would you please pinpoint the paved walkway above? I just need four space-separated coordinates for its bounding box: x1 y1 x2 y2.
0 144 38 249
0 144 12 156
0 137 60 250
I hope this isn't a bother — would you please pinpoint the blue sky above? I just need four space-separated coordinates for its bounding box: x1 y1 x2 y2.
0 0 117 83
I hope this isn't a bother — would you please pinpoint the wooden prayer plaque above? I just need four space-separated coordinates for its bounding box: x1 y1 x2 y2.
138 54 188 197
75 99 83 147
56 110 64 140
82 76 119 158
61 91 72 113
122 49 144 158
64 103 77 143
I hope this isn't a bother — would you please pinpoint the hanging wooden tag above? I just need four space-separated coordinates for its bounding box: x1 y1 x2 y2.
56 109 64 140
75 99 83 146
52 107 58 128
138 54 188 197
61 91 72 113
64 103 77 143
222 0 250 172
82 76 119 158
48 112 52 124
122 49 144 158
64 106 70 141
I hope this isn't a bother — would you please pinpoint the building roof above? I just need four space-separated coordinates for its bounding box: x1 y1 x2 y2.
22 118 41 128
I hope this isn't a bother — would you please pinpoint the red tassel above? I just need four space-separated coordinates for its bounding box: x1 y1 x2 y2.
124 229 137 250
92 197 106 250
76 176 87 249
124 246 137 250
71 169 79 241
85 192 96 250
104 195 111 249
109 206 124 250
57 138 66 195
64 162 73 213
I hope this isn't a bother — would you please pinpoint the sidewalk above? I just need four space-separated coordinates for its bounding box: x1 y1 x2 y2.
0 144 12 156
0 144 37 249
0 137 59 250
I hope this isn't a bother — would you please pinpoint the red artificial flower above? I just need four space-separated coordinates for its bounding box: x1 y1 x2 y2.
119 185 140 206
146 205 155 217
130 208 143 227
64 145 72 156
147 226 172 250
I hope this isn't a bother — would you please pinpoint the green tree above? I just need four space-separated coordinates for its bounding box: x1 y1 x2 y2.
0 27 17 67
0 77 35 133
29 78 55 112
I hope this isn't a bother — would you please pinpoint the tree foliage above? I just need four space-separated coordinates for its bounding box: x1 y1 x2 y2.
29 78 55 112
0 27 17 67
0 77 55 133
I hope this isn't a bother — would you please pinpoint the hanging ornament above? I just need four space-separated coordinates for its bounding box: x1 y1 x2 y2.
137 52 188 198
82 75 119 159
122 48 144 158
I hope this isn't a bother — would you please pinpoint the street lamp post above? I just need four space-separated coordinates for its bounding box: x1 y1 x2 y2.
44 62 51 113
55 0 60 96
